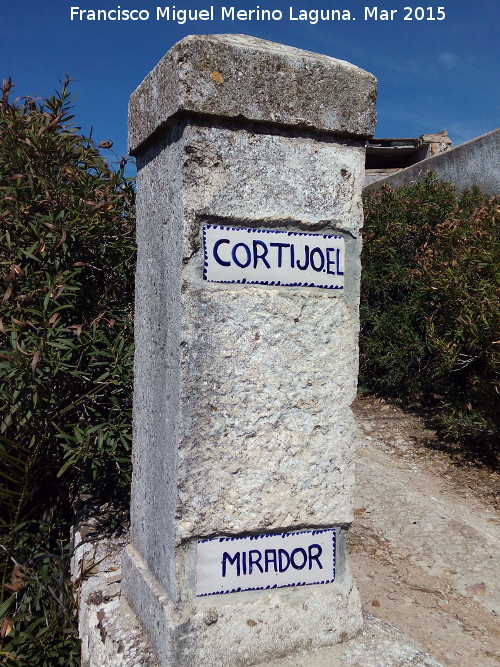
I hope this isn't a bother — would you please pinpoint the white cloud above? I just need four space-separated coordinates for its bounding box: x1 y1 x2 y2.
437 53 459 69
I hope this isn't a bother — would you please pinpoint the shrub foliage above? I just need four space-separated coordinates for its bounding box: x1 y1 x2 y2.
0 78 135 664
361 175 499 462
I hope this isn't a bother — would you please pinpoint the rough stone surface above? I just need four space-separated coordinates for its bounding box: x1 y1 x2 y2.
177 289 357 540
260 615 443 666
127 116 365 579
124 35 374 665
77 534 440 667
123 544 362 666
129 34 377 153
72 522 159 667
364 128 499 195
125 117 366 665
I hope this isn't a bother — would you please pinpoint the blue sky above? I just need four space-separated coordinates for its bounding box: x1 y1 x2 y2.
1 1 498 167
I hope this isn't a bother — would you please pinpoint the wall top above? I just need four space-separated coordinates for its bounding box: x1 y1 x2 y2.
128 34 377 154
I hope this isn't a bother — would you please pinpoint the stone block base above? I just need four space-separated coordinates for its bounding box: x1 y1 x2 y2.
122 544 363 666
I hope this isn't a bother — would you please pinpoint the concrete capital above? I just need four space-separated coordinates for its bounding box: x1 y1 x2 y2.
129 33 377 154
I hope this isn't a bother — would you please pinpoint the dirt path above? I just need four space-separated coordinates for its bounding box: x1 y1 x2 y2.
351 396 500 667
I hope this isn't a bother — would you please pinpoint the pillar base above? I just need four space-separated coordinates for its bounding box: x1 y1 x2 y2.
122 544 363 666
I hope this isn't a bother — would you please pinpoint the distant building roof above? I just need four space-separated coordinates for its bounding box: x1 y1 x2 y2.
365 131 452 185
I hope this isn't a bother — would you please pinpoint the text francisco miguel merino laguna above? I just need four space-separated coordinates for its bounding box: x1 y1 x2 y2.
70 5 447 24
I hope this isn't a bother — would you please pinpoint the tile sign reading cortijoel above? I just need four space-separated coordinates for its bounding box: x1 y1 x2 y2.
196 529 336 596
203 225 345 290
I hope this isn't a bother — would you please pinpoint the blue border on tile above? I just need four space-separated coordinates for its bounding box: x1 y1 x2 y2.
202 225 344 290
196 528 337 597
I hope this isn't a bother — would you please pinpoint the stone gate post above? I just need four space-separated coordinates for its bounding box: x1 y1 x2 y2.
122 34 376 666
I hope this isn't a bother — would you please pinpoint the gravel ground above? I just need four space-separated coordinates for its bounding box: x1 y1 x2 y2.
350 395 499 667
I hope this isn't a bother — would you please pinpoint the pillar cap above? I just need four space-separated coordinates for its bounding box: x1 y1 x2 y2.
129 34 377 154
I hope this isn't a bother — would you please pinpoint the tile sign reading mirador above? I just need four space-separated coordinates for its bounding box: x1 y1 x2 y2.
196 529 336 596
203 225 345 290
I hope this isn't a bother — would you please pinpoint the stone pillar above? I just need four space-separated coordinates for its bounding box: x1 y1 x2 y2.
122 34 376 666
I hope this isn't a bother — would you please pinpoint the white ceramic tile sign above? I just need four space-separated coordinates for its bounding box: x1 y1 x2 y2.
202 225 344 290
196 528 336 597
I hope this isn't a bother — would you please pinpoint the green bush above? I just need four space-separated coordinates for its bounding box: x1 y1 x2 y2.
361 175 499 462
0 77 135 664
